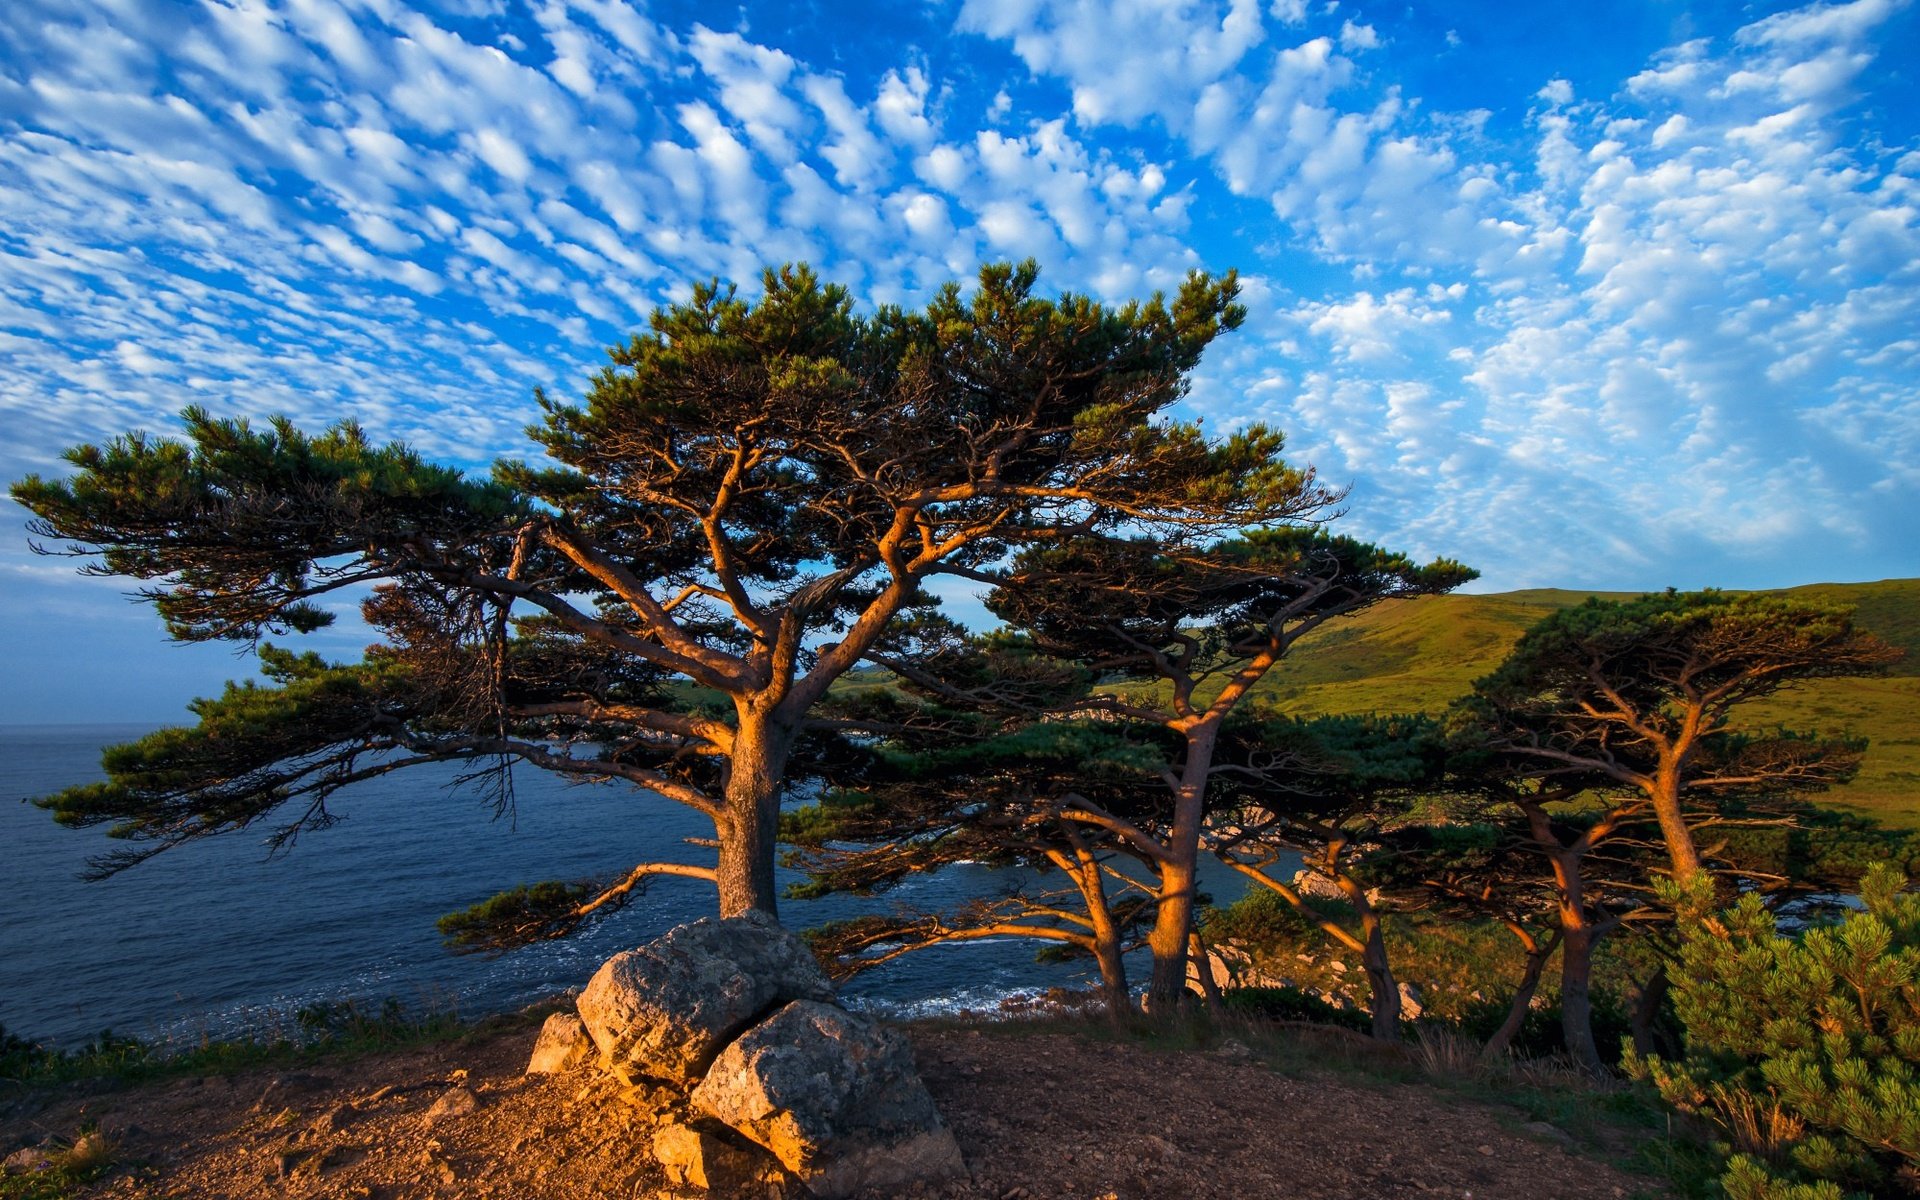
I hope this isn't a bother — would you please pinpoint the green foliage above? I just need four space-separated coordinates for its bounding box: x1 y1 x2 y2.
436 881 600 953
988 529 1474 680
29 647 436 876
1630 864 1920 1198
0 998 470 1094
1221 985 1372 1032
1464 591 1899 803
11 409 523 641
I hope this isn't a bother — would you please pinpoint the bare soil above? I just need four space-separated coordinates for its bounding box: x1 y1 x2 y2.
1 1018 1655 1200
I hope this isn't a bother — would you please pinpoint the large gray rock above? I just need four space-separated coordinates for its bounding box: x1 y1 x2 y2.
576 911 835 1086
690 1000 966 1199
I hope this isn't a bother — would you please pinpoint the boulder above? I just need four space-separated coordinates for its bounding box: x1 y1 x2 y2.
691 1000 966 1199
577 911 835 1086
526 1012 594 1075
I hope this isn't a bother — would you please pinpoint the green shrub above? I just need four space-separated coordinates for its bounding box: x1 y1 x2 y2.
1456 992 1634 1064
1628 864 1920 1199
1220 985 1372 1032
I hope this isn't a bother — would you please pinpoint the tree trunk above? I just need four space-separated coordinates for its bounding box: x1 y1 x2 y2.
1649 768 1703 885
1145 856 1195 1010
1145 723 1219 1010
1069 854 1132 1019
1630 964 1671 1058
1480 931 1559 1063
1360 911 1401 1041
1560 925 1604 1075
715 716 794 917
1094 935 1131 1019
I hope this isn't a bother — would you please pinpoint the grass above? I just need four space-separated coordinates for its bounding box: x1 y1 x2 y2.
0 1125 117 1200
0 994 544 1092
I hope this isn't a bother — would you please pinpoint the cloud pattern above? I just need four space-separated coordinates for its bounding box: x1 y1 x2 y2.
0 0 1916 718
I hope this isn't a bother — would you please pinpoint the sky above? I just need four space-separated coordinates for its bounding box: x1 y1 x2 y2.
1 0 1916 725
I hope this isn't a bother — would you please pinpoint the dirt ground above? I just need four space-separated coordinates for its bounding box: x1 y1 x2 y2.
1 1017 1654 1200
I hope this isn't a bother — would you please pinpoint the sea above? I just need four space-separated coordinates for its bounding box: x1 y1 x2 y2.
0 725 1251 1048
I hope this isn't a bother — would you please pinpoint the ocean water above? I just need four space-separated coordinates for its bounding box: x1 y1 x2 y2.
0 725 1250 1047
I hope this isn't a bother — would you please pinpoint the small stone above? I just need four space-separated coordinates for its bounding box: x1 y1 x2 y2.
311 1104 356 1135
1214 1039 1254 1061
1398 981 1425 1020
3 1147 52 1173
1523 1121 1575 1147
1476 1144 1495 1156
426 1086 481 1123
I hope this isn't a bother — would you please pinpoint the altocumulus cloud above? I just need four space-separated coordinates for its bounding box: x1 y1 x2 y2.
0 0 1916 720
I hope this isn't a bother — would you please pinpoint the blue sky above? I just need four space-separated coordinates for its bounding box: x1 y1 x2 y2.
1 0 1916 724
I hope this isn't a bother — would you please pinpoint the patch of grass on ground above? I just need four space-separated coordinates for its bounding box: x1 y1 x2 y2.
0 996 551 1092
0 1125 117 1200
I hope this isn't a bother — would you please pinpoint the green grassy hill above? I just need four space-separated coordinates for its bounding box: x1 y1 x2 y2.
1249 578 1920 827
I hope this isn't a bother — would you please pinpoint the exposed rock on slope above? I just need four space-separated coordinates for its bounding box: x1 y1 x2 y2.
567 912 964 1198
576 911 835 1086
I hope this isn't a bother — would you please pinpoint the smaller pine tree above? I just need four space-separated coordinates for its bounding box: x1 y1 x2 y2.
1628 865 1920 1199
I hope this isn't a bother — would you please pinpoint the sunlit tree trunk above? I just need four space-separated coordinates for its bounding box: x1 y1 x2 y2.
716 714 794 917
1145 724 1219 1009
1648 760 1703 885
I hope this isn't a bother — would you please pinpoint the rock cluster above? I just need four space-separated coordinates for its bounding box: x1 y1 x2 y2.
530 910 966 1198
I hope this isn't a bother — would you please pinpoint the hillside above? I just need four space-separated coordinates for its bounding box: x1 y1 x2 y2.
1249 578 1920 827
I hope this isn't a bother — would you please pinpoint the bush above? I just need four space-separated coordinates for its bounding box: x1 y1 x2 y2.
1221 985 1372 1032
1456 991 1635 1065
1628 864 1920 1199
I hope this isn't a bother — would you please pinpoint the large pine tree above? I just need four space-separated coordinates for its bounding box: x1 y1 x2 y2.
14 261 1336 927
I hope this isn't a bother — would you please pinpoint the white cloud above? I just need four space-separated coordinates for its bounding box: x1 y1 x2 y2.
958 0 1266 128
0 0 1913 646
956 0 1918 587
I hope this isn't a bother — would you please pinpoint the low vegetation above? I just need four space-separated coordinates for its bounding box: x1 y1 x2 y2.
0 998 483 1091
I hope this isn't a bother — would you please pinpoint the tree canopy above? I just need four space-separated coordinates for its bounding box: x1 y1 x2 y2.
1463 589 1902 884
14 260 1340 931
